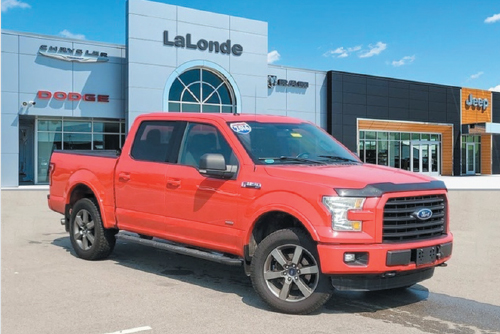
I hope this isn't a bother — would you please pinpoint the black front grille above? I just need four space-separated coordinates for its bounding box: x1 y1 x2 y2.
383 195 446 243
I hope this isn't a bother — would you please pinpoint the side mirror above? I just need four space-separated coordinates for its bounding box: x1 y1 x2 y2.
199 153 237 179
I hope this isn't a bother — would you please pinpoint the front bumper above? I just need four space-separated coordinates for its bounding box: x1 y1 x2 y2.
331 267 436 291
317 233 453 275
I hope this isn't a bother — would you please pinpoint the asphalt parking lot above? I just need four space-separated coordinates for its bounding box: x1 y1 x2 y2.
2 190 500 334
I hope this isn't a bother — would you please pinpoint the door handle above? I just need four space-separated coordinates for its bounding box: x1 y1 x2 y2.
118 172 130 182
167 178 181 188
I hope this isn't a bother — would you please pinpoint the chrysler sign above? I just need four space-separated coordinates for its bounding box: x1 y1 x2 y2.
38 45 109 63
163 31 243 56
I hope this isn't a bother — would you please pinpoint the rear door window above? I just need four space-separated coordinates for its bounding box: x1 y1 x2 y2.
131 121 184 163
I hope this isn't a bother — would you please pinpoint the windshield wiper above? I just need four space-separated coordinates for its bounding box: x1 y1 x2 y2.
258 156 326 165
318 155 359 163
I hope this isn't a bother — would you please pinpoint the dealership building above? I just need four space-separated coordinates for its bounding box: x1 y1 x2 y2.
2 0 500 187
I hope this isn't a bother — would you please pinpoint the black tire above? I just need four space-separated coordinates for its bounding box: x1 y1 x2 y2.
69 198 116 260
250 228 332 314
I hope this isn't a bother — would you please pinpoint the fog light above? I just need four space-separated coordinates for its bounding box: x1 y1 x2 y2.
344 253 356 262
343 252 369 266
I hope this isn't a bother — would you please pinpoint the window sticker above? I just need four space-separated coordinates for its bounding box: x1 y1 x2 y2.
264 159 275 164
290 132 302 138
230 122 252 134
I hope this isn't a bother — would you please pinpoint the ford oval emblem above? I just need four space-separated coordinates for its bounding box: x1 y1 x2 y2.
414 208 433 220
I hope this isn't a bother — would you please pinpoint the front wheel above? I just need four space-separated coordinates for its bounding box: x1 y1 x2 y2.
250 228 332 314
69 198 116 260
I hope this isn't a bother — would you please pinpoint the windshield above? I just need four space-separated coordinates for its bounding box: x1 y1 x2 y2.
228 121 360 165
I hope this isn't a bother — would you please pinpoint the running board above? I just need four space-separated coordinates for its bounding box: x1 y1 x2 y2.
115 231 243 266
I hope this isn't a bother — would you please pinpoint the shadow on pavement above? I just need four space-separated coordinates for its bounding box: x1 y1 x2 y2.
52 236 500 333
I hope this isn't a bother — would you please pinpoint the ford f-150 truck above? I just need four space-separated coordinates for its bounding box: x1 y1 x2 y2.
48 112 452 314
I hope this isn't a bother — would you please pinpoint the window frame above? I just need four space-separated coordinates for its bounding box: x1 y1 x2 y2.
130 120 186 163
177 121 240 170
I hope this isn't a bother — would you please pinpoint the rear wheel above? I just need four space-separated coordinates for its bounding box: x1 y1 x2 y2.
69 198 116 260
250 228 332 314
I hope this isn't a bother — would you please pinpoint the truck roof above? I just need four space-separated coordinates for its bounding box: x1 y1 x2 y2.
136 112 305 124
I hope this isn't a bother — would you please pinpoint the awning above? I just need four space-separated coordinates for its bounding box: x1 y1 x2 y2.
462 123 500 135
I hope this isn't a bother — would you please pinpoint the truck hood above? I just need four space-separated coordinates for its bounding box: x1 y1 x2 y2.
263 163 438 191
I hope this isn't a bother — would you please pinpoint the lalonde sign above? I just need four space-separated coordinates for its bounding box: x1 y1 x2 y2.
163 31 243 56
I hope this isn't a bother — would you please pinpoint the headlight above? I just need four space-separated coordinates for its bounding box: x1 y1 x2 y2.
322 196 365 231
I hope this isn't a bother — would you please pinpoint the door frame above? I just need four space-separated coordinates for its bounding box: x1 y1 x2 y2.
410 141 441 176
465 142 476 175
19 120 35 184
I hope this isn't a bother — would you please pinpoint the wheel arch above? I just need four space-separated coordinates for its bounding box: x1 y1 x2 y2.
244 197 323 262
64 170 115 229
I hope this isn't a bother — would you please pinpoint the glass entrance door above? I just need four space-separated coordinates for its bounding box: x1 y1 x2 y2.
410 141 440 175
466 143 475 175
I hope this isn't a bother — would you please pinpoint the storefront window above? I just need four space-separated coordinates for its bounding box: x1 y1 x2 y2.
358 130 441 174
36 118 125 184
37 132 62 183
168 68 237 113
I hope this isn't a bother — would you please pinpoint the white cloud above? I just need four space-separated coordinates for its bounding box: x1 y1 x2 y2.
267 50 281 64
489 85 500 92
485 13 500 23
1 0 30 12
359 42 387 58
469 71 484 80
59 29 86 40
323 45 361 58
391 55 415 67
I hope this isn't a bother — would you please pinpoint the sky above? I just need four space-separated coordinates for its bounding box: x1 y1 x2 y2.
1 0 499 92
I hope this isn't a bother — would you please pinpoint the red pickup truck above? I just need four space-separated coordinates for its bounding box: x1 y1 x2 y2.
48 112 452 314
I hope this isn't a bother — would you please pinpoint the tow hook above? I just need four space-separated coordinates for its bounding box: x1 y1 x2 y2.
382 271 396 278
438 262 448 267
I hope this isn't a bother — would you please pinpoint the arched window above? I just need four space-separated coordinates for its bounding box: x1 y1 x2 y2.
168 68 237 113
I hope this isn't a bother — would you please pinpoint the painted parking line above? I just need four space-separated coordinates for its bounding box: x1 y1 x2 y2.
104 326 152 334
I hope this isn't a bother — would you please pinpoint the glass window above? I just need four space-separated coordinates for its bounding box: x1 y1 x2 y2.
169 102 180 112
179 123 238 168
378 140 388 166
182 104 201 112
389 141 400 168
202 105 221 113
411 133 420 140
64 121 92 133
131 121 178 163
36 118 125 184
63 133 91 150
401 133 410 140
169 78 184 101
365 141 376 164
365 131 376 140
359 131 365 140
93 134 120 150
359 140 365 162
38 120 62 131
37 132 62 183
377 132 387 140
93 122 120 133
421 134 430 141
168 68 236 114
431 134 439 141
389 132 400 141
